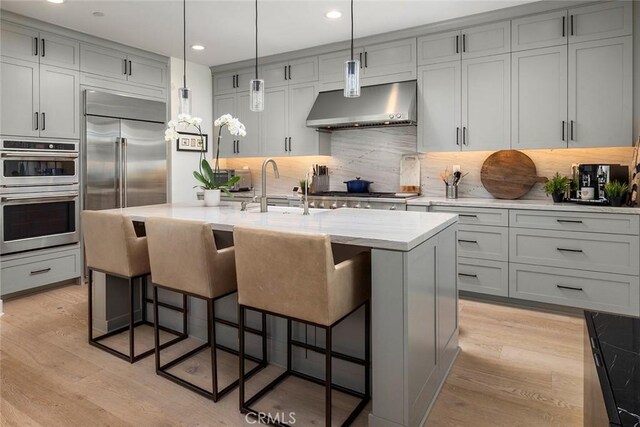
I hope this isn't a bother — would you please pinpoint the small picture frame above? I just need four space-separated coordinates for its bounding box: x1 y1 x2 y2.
176 132 208 152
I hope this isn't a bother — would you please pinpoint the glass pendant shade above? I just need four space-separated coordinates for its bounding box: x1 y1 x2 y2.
344 59 361 98
178 87 191 116
249 79 264 112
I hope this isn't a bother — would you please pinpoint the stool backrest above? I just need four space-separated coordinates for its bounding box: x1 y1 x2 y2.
145 217 235 299
233 226 336 325
81 210 149 277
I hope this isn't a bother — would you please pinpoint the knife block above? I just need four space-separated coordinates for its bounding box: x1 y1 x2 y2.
310 175 329 194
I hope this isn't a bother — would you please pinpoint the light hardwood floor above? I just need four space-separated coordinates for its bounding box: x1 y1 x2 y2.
0 283 584 426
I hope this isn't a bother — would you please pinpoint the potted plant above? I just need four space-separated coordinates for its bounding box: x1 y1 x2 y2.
543 172 570 203
165 113 246 206
605 181 628 207
298 179 308 195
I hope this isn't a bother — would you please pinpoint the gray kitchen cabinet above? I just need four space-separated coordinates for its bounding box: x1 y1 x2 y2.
511 45 568 149
261 56 318 89
287 82 321 156
39 65 80 139
417 30 461 66
359 38 417 86
261 61 289 88
39 31 80 70
458 258 509 297
1 21 39 63
213 93 237 157
568 2 632 44
0 58 39 137
235 92 261 156
462 53 510 151
213 67 256 95
417 61 461 153
261 86 289 156
126 54 166 88
80 43 128 80
461 21 511 60
568 36 632 148
318 48 363 92
511 10 568 51
457 225 509 262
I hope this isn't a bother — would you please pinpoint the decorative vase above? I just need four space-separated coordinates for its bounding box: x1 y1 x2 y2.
609 196 624 207
203 189 221 207
551 192 564 203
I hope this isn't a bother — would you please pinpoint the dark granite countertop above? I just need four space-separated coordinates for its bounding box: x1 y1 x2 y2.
588 311 640 426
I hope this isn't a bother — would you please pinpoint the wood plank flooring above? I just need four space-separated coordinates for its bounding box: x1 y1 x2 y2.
0 283 583 426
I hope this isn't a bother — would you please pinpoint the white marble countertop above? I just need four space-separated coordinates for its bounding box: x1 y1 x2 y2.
116 203 458 251
407 196 640 214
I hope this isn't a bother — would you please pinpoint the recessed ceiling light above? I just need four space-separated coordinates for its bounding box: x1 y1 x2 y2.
191 45 205 51
47 0 65 3
92 11 105 17
325 10 342 19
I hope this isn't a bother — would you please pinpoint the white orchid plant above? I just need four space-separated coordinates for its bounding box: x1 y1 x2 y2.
165 113 246 196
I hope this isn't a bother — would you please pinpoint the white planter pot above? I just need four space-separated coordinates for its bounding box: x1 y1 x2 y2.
203 189 221 207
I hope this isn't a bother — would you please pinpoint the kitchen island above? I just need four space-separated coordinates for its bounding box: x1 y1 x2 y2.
108 202 459 427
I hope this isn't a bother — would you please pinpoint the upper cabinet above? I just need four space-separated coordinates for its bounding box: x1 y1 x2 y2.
39 65 80 139
213 67 255 95
80 43 166 88
512 10 568 51
260 56 319 89
319 38 416 91
568 2 632 44
1 22 80 70
418 31 461 66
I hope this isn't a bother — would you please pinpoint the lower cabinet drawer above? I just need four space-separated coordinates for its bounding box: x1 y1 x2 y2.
430 206 508 227
1 246 81 296
458 258 508 297
458 225 508 262
510 228 639 275
509 263 640 316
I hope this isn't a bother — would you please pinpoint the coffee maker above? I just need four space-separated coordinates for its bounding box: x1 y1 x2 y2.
570 164 629 203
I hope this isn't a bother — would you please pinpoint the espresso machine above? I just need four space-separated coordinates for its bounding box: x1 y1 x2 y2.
570 164 629 204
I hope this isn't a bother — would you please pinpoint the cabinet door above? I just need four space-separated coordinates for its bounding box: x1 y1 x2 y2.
417 62 461 153
213 94 237 157
569 2 632 44
213 71 237 95
288 82 319 156
318 48 362 92
0 58 39 137
568 36 632 148
261 86 288 155
39 65 80 139
236 67 257 93
261 61 289 88
39 32 80 70
288 56 318 84
236 92 261 156
512 46 568 149
417 31 461 66
512 10 568 51
361 38 417 84
0 22 38 63
462 21 511 59
127 55 166 88
462 54 510 151
80 43 127 80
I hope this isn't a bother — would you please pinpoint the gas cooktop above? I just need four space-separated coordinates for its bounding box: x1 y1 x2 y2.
309 191 415 199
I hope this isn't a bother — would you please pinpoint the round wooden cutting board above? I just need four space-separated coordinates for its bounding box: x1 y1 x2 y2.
480 150 548 199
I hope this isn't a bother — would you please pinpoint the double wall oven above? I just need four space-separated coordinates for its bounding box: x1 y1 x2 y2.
1 139 80 255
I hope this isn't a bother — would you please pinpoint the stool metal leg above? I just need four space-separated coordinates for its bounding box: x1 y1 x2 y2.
365 300 371 399
153 285 161 372
326 326 332 427
88 269 93 343
129 277 135 363
239 304 246 412
287 319 292 372
208 298 220 401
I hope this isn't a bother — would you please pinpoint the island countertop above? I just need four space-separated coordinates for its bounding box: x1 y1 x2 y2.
113 202 458 251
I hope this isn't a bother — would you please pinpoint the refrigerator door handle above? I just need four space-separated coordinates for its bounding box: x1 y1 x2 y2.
116 137 123 208
122 138 128 208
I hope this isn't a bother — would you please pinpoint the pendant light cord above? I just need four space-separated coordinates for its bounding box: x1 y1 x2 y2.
183 0 187 88
350 0 354 61
255 0 258 79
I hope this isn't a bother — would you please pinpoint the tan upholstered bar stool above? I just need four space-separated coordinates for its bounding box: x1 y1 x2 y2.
145 217 267 401
82 210 187 363
234 226 371 427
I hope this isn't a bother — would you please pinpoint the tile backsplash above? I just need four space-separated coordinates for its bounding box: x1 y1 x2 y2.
226 127 636 200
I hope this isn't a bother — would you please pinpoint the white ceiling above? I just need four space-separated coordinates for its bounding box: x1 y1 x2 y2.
1 0 539 66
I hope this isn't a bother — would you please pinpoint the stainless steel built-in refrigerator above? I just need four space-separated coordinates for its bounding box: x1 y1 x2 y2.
83 91 167 210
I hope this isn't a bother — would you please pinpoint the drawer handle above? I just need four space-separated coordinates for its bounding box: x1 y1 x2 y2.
458 239 478 244
459 214 478 218
593 352 602 368
30 267 52 275
556 284 583 291
458 273 478 278
556 219 583 224
557 247 583 253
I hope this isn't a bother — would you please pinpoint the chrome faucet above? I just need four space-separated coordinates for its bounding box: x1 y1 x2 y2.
261 158 280 212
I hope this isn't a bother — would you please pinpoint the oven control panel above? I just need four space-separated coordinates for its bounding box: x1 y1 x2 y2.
2 140 77 151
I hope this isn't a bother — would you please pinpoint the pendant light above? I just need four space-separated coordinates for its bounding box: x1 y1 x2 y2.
178 0 192 116
344 0 360 98
249 0 264 112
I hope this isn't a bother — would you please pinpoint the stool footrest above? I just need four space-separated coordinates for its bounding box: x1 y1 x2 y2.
214 316 265 337
289 339 366 366
144 297 186 313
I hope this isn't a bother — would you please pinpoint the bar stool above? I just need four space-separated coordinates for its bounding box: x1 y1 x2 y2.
234 226 371 427
82 210 187 363
145 217 267 402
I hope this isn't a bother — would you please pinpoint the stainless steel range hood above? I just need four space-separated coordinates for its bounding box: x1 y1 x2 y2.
306 81 417 130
